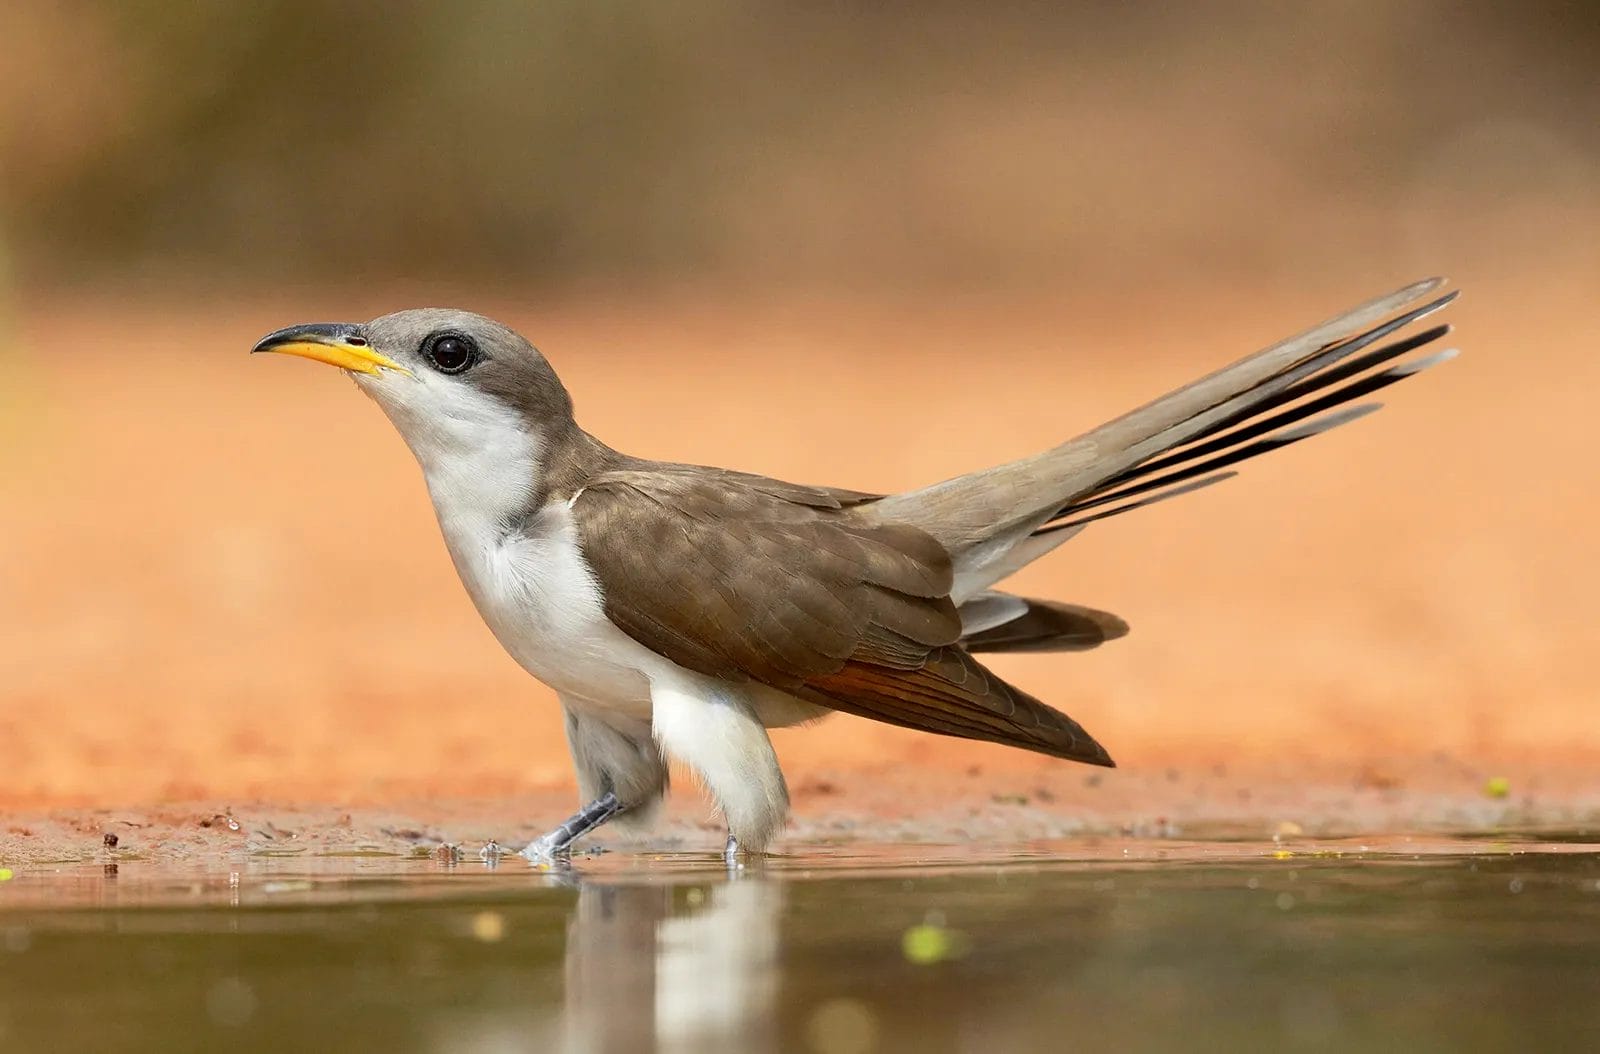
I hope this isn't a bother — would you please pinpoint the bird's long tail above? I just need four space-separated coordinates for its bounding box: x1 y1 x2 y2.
871 278 1458 601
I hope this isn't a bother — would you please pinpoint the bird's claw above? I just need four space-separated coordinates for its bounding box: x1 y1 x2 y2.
520 835 570 866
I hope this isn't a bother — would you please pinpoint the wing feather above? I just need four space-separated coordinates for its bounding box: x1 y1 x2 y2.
572 466 1113 764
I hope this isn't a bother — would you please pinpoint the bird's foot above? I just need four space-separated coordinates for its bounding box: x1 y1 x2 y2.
520 833 567 866
520 791 625 865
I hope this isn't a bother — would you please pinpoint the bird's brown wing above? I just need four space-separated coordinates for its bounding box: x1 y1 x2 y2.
801 649 1112 764
571 465 1112 764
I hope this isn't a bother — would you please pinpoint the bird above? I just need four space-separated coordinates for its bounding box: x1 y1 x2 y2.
253 278 1457 862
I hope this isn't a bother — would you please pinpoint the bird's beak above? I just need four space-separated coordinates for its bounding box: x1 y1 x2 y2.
251 322 412 376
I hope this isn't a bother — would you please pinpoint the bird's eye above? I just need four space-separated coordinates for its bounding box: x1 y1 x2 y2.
423 333 478 374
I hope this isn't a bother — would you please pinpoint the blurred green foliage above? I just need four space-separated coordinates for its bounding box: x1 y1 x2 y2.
2 1 1597 290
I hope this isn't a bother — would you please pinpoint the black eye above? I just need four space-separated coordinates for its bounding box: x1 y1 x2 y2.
424 333 477 374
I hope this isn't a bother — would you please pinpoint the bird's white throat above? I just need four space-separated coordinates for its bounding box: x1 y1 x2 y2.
355 371 542 531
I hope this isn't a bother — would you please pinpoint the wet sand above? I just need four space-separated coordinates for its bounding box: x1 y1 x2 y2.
2 275 1595 852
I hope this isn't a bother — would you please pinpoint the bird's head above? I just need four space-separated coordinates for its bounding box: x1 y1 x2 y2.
252 309 575 464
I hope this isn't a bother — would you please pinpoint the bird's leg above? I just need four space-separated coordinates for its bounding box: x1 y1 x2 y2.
522 791 626 863
723 833 741 870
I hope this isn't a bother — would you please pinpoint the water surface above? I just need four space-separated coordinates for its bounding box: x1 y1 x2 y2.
2 836 1597 1052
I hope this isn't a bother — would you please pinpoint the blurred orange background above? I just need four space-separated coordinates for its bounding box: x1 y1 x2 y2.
1 3 1595 814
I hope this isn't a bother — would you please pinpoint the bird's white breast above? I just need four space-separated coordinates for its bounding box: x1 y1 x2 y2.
442 500 658 715
360 371 659 716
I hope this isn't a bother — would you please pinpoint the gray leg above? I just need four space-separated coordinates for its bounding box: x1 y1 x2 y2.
561 697 669 837
522 792 627 862
723 833 742 870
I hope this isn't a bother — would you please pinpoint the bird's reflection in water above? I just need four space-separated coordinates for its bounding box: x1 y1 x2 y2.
561 872 783 1054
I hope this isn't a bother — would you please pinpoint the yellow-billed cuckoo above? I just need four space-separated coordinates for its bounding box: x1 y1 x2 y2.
253 278 1457 861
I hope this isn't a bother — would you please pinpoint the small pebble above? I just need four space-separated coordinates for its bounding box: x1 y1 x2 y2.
261 880 314 895
103 833 119 849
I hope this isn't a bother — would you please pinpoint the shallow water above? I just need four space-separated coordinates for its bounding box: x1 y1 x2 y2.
2 835 1598 1052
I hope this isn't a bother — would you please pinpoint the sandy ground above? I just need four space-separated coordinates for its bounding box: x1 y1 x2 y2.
1 274 1596 858
4 760 1599 866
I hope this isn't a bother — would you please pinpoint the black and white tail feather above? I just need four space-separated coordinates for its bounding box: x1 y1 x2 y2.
936 278 1458 655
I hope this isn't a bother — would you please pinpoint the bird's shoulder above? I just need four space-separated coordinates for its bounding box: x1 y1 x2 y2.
576 460 880 512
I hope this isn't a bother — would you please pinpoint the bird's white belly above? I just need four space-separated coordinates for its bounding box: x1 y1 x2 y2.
438 502 659 717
